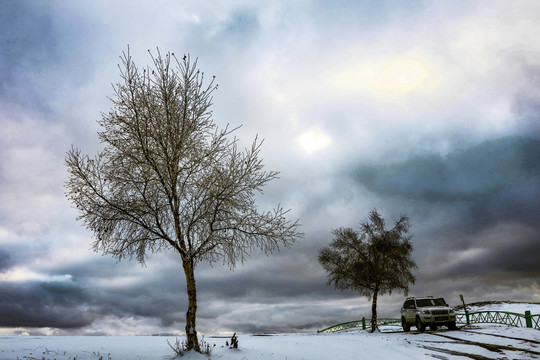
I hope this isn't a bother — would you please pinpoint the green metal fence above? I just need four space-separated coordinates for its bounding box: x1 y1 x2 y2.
317 318 400 333
456 310 540 329
318 310 540 333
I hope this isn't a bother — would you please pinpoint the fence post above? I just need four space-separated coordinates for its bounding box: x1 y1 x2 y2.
362 317 366 330
465 310 470 325
525 311 532 328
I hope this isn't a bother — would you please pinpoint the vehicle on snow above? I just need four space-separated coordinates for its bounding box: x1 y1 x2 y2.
400 296 457 332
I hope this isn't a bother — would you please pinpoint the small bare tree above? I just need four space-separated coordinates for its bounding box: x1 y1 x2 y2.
318 209 416 332
65 48 301 352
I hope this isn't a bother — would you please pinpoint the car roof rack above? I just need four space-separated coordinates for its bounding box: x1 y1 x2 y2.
406 296 435 300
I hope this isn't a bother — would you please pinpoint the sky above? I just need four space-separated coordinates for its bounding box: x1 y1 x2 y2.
0 0 539 336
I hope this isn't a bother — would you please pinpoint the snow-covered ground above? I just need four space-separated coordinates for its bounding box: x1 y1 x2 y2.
1 303 539 360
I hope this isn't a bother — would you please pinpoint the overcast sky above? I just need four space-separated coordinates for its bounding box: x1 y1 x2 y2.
1 0 539 336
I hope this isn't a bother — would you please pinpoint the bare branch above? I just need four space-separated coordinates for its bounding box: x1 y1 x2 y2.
66 48 302 351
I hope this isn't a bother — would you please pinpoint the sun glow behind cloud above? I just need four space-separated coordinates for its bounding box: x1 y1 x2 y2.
296 130 332 154
330 50 442 99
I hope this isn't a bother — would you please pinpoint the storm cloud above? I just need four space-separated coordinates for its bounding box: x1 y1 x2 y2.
1 0 540 336
354 137 540 201
351 137 540 305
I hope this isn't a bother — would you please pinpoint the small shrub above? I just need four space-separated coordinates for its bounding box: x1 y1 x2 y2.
167 338 186 358
199 337 215 355
225 333 239 349
167 337 214 357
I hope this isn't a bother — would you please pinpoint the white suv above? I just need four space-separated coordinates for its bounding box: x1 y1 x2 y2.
400 296 457 332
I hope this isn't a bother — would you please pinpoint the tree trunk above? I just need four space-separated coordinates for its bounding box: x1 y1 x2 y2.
371 288 378 333
182 259 201 352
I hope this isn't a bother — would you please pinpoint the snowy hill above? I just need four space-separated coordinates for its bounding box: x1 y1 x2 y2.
1 302 539 360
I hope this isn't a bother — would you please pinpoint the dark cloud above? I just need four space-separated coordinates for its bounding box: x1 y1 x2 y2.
0 0 104 122
421 225 540 280
0 254 187 330
0 1 57 109
0 1 57 70
0 281 94 328
60 256 189 327
353 136 540 202
0 245 340 332
345 136 540 306
198 255 335 301
0 250 10 271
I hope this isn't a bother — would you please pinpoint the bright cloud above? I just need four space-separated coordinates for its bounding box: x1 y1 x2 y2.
296 130 332 154
330 50 442 99
0 267 72 283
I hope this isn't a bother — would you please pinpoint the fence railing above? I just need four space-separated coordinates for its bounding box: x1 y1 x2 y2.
317 318 400 333
318 310 540 333
456 310 539 329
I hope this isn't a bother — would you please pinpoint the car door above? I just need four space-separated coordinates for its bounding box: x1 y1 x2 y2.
404 300 415 322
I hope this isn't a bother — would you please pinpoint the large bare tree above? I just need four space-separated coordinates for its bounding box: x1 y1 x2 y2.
318 209 416 332
65 48 301 352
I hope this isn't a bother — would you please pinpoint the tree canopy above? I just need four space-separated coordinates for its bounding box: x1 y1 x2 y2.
65 48 302 352
318 209 417 332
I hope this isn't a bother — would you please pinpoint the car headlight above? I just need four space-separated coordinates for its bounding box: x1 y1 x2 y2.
422 310 431 315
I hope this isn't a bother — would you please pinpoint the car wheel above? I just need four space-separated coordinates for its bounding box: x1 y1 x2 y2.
416 317 425 332
402 317 410 332
448 321 456 330
430 324 438 331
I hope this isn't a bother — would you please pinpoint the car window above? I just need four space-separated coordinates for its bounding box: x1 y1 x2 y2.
416 299 431 307
404 300 414 309
434 298 446 306
416 298 445 307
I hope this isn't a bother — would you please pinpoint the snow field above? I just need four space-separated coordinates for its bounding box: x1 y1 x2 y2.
0 332 450 360
1 302 539 359
2 325 539 360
